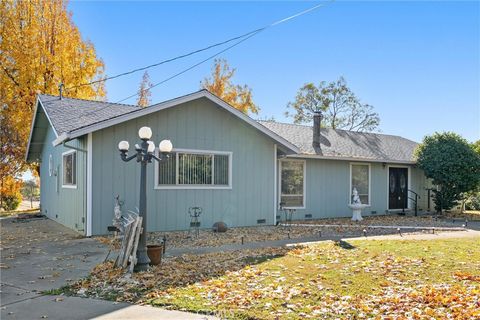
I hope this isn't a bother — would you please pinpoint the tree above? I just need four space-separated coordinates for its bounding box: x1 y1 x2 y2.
136 71 152 107
285 77 380 132
201 59 258 114
472 140 480 155
415 132 480 213
0 176 22 211
21 179 39 209
0 0 105 192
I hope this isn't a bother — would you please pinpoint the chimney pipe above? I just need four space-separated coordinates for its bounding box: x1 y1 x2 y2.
312 110 323 148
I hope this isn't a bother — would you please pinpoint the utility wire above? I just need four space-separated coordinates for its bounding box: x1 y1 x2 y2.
116 31 260 103
64 28 263 91
116 1 334 103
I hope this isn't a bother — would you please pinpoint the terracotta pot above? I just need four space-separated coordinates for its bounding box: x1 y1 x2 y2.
147 244 163 265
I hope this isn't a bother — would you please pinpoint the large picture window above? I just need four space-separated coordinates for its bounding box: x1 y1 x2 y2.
350 163 370 205
280 160 305 208
156 150 231 189
62 151 77 188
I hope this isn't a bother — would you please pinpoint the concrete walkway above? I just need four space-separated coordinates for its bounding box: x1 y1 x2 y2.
0 217 215 320
165 228 480 257
344 229 480 241
2 295 214 320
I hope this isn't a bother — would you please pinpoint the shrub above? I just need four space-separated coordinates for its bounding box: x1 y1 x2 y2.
415 132 480 212
1 194 22 211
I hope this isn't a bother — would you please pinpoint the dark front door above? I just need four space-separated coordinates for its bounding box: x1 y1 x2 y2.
389 167 408 210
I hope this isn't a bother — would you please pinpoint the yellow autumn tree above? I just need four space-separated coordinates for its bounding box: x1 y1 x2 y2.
0 0 106 190
136 71 152 108
201 59 258 114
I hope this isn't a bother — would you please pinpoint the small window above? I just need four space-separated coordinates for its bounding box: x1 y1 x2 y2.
62 151 77 188
157 150 231 188
350 163 370 205
280 160 305 208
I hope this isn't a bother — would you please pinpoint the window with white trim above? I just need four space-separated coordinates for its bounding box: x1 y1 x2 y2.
350 164 370 205
62 151 77 187
157 151 231 187
280 160 305 208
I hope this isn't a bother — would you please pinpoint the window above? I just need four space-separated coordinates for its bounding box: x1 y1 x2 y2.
62 151 77 188
156 150 231 188
350 163 370 205
280 160 305 208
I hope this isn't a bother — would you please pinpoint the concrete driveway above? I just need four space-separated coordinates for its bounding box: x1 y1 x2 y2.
0 216 214 320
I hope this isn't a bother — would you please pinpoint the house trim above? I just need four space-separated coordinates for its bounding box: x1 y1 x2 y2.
58 91 299 153
25 98 59 161
349 162 372 206
86 133 93 236
386 164 412 211
273 144 278 224
287 154 415 165
154 148 233 190
278 158 306 210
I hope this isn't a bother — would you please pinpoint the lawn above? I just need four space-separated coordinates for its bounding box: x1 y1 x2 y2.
62 238 480 319
150 238 480 319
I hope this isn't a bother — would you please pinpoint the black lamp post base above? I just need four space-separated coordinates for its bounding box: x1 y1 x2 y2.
134 250 151 272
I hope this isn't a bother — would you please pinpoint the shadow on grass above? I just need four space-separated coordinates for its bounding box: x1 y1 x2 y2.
334 239 356 250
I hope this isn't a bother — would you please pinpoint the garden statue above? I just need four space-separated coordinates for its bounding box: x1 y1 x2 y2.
348 187 369 221
113 195 124 232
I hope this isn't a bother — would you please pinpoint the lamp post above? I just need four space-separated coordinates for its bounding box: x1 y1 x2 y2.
118 126 173 272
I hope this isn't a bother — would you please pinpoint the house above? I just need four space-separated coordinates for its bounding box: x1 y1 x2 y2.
26 90 432 236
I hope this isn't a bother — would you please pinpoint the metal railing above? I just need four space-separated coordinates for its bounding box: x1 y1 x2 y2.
403 189 420 216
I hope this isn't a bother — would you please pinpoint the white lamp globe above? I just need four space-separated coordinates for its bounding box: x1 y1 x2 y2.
138 126 152 140
159 139 173 153
147 140 155 153
118 141 129 151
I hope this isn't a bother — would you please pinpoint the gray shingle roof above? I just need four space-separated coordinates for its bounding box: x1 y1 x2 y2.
37 94 417 163
38 94 139 136
258 121 418 163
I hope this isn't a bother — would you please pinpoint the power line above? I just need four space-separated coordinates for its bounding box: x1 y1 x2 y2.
116 1 334 103
116 31 260 103
64 28 264 91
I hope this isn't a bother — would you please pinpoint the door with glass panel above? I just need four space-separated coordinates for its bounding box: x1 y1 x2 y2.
388 167 408 210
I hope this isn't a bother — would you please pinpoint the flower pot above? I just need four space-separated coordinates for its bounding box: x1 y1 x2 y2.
147 244 163 265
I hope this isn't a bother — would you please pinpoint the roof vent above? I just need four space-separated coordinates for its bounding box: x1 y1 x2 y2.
312 110 323 149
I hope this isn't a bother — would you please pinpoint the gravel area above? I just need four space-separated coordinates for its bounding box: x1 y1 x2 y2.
148 214 463 249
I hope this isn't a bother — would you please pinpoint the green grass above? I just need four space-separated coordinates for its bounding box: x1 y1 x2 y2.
151 238 480 319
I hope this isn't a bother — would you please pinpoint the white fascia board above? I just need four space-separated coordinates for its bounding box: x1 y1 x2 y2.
286 154 416 165
25 97 60 161
66 91 300 154
52 132 70 147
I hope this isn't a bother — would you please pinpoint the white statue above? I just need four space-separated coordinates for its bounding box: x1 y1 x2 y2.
348 187 369 221
352 187 362 205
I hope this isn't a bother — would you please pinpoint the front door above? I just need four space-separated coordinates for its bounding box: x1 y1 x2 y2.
389 167 408 210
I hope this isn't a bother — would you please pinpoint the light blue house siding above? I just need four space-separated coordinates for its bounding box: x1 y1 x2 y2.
90 97 277 235
281 158 432 219
39 123 87 233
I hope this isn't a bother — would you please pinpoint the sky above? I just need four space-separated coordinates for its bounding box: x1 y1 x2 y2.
66 0 480 143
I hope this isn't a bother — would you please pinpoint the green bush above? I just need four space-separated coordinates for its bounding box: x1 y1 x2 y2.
1 194 22 211
415 132 480 212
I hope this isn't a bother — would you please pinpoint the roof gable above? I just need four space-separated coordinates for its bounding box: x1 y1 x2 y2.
38 94 139 136
27 91 300 156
